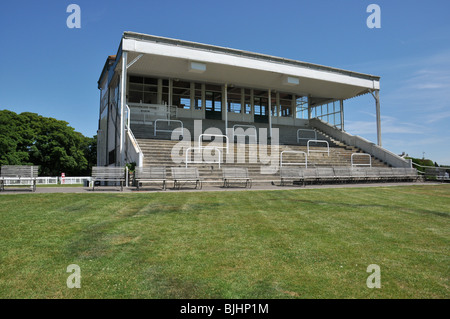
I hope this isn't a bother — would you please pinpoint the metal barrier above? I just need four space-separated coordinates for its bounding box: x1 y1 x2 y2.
351 153 372 167
154 119 184 137
127 103 173 125
126 104 131 128
280 151 308 168
232 124 257 142
297 129 317 143
198 134 229 154
185 147 222 168
307 140 329 156
126 127 144 167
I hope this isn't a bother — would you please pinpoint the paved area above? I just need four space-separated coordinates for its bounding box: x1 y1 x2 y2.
0 181 443 194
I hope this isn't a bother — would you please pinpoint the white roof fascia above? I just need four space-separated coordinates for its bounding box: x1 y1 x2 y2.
122 38 380 90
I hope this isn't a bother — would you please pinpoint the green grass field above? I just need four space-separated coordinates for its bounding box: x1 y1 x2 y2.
0 184 448 298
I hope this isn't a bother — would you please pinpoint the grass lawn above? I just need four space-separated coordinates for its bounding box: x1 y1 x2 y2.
0 184 448 298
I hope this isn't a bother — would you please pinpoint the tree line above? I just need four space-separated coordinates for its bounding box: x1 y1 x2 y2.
0 110 96 176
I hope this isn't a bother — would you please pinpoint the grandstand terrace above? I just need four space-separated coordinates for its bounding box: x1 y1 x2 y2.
96 32 415 187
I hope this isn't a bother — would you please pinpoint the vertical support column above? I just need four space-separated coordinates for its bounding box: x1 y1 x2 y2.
168 79 172 106
190 82 195 111
276 92 280 118
224 83 228 134
201 83 206 119
340 99 344 131
291 94 296 126
250 89 254 115
168 79 173 120
375 90 382 147
241 88 245 116
268 89 272 139
119 51 127 166
307 95 312 120
157 79 162 104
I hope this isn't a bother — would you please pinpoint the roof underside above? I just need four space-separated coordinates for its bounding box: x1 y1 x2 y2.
111 32 381 103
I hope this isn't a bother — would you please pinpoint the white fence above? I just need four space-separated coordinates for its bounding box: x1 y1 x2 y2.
2 176 92 185
60 177 92 185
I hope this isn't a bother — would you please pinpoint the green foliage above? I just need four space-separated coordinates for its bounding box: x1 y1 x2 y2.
406 157 435 173
125 162 136 173
0 109 96 176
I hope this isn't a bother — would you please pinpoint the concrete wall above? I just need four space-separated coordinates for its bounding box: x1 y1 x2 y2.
310 118 412 168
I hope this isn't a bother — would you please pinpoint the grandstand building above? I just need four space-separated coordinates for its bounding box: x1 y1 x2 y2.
97 32 412 184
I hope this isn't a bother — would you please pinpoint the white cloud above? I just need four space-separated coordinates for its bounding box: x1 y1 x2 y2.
425 110 450 124
346 114 427 135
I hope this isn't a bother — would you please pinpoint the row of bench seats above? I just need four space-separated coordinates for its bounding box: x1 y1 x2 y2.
424 168 450 182
0 165 39 192
280 166 418 186
91 166 252 191
92 165 418 191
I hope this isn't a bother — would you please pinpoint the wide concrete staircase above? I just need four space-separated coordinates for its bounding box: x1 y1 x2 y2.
135 137 389 185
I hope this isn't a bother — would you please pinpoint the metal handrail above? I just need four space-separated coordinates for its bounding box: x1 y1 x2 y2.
280 151 307 168
126 104 131 128
198 134 229 154
154 119 184 137
126 127 144 167
351 153 372 167
185 146 222 168
307 140 329 156
297 129 317 143
232 124 257 142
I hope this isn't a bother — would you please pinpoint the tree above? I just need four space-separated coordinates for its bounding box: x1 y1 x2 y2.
0 110 96 176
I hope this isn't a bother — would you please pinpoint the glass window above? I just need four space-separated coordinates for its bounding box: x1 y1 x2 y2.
244 89 251 114
128 76 157 104
205 84 222 112
195 83 202 110
310 100 342 129
279 93 292 117
172 80 191 109
296 96 308 119
227 88 241 113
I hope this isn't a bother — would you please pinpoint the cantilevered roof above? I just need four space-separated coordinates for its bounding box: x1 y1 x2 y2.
109 31 380 103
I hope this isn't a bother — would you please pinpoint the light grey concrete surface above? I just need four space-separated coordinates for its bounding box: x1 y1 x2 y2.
0 181 443 195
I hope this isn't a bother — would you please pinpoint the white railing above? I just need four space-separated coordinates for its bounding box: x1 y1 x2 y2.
351 153 372 167
60 177 92 185
310 118 412 168
185 147 222 168
198 134 229 154
297 129 317 143
307 140 330 156
126 104 131 128
3 176 92 185
154 119 184 137
280 151 308 168
36 177 59 185
232 124 257 142
126 127 144 167
127 103 172 125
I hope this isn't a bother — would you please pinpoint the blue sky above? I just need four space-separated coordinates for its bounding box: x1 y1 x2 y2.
0 0 449 164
